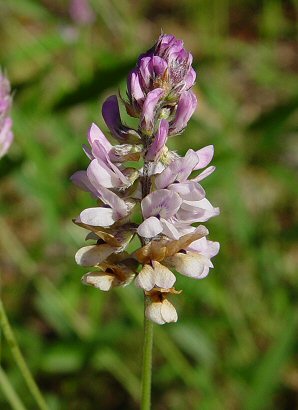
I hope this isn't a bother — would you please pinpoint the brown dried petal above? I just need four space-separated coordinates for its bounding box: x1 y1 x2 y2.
73 219 136 248
135 225 208 263
145 287 182 300
134 240 168 263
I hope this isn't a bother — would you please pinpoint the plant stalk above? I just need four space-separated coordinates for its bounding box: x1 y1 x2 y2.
0 299 49 410
140 151 154 409
140 296 154 410
0 366 27 410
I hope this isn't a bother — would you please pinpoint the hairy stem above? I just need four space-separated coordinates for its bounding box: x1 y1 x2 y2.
0 299 49 410
141 160 153 205
140 148 154 409
140 297 154 410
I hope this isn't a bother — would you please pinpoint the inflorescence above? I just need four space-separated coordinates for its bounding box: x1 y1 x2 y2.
72 34 220 325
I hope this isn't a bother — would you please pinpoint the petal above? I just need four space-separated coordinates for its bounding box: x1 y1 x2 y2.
82 272 114 291
207 241 220 258
141 88 164 132
194 145 214 170
87 158 117 188
192 166 216 182
137 216 163 238
163 225 209 257
139 57 153 88
160 299 178 323
80 207 115 227
145 302 165 325
75 244 115 266
0 118 13 158
155 149 199 189
165 252 211 279
86 165 128 216
156 34 183 58
141 189 182 219
179 198 220 222
160 218 181 240
145 119 169 161
82 144 93 160
152 261 176 289
102 95 121 136
128 70 145 103
189 238 220 258
184 67 196 89
168 181 205 201
169 91 197 135
135 264 155 291
88 122 112 153
152 56 167 77
70 170 97 194
89 147 129 188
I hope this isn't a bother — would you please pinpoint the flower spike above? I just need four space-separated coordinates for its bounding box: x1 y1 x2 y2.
72 33 219 325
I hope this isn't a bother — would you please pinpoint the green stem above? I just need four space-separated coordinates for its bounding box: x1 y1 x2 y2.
140 142 155 409
0 299 49 410
140 297 154 410
0 366 27 410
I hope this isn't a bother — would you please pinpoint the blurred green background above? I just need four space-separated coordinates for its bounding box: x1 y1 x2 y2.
1 0 297 409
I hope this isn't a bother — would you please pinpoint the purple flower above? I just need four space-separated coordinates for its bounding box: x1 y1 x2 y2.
0 71 13 159
155 34 184 59
127 69 145 116
155 149 200 189
155 146 215 188
126 33 196 122
173 197 220 225
165 237 220 279
155 34 196 92
83 122 112 160
72 167 133 227
169 91 197 135
145 119 169 161
72 33 219 325
138 56 167 91
83 122 141 164
140 88 164 134
102 95 140 143
137 189 182 238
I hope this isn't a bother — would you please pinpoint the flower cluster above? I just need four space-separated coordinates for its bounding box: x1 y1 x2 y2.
0 71 13 159
72 34 219 325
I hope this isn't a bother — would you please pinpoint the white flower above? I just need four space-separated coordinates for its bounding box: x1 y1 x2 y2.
75 244 117 267
135 261 176 291
82 263 135 291
146 298 178 325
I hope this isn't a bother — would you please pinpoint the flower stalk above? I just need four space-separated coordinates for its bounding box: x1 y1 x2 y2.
140 140 155 407
0 300 49 410
141 296 154 410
